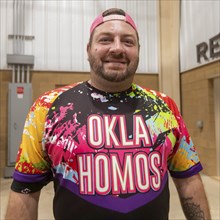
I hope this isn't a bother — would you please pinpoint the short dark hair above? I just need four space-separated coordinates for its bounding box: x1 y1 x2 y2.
102 8 126 17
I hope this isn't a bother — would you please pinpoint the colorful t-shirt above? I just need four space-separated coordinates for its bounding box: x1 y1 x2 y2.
11 81 202 220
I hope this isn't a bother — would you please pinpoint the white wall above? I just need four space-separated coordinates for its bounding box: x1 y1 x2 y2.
1 1 219 74
180 0 220 72
0 0 158 73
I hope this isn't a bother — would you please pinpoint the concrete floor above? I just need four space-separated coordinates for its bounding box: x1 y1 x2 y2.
1 174 219 220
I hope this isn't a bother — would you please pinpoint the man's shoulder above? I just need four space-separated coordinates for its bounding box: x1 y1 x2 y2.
133 84 167 99
33 82 84 109
133 84 178 109
44 81 83 97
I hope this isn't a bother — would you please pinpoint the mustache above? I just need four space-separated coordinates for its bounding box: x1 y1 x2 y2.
104 53 129 61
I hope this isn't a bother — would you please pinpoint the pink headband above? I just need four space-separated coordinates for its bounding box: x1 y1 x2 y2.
90 13 137 34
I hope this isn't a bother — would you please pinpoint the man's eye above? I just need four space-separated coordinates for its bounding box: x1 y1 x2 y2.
124 40 134 46
99 38 111 43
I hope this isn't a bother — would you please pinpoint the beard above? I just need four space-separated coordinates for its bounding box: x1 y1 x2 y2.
88 53 139 83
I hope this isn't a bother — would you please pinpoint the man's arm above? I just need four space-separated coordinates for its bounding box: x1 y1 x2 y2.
172 173 211 220
5 190 41 220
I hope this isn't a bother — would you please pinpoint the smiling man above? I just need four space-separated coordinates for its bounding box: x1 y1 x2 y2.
6 8 211 220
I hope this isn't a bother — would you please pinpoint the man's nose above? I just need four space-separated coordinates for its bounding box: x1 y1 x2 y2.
109 39 125 54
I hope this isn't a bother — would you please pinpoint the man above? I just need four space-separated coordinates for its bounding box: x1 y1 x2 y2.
6 8 211 220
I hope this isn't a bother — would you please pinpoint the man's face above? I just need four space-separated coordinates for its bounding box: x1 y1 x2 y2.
87 20 140 83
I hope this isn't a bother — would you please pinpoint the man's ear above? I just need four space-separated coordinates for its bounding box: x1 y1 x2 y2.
87 43 90 52
87 43 90 61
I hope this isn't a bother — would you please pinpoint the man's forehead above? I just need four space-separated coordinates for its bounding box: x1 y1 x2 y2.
93 20 137 36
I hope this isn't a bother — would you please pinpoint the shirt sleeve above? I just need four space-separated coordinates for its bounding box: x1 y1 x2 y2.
154 91 203 178
11 89 61 193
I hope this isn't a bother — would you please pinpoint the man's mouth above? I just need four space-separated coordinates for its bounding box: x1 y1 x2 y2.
104 61 127 68
104 59 127 64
